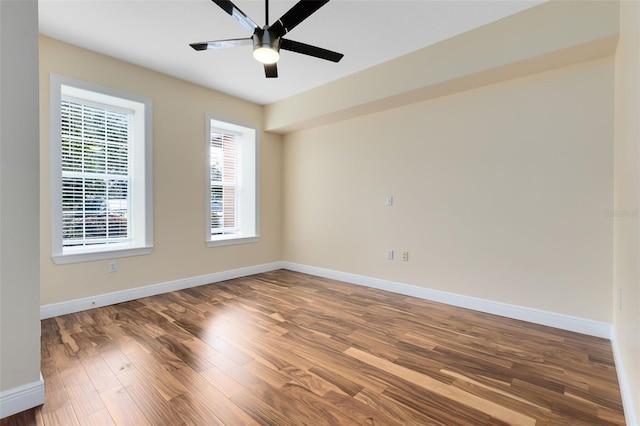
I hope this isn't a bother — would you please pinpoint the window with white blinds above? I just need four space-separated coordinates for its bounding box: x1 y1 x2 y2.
207 117 258 246
60 99 131 248
51 75 153 264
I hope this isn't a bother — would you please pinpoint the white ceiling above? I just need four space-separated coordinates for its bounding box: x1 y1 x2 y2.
38 0 543 105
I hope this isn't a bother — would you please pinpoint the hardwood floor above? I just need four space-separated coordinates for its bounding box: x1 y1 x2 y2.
2 270 625 425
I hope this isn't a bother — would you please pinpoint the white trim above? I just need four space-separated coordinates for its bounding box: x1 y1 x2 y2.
52 246 152 264
0 374 44 419
40 262 282 319
205 115 259 247
611 330 639 426
206 236 260 247
281 262 613 339
41 260 615 337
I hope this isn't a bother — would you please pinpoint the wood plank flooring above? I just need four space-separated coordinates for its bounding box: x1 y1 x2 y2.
2 270 626 425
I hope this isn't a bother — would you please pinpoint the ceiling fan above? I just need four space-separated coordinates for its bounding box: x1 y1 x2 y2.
190 0 344 78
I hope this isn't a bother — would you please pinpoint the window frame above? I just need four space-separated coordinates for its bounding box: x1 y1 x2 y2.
205 115 259 247
50 74 153 264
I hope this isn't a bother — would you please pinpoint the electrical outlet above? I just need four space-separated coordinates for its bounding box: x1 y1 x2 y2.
108 262 117 273
402 251 409 261
387 250 394 260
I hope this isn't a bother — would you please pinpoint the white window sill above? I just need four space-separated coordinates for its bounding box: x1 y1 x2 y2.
52 246 153 264
206 236 259 248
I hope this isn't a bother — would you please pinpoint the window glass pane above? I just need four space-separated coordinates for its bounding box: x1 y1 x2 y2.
106 110 129 175
223 185 236 228
211 185 223 231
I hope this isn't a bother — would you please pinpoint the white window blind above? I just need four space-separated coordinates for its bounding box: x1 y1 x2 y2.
61 98 132 248
210 128 239 236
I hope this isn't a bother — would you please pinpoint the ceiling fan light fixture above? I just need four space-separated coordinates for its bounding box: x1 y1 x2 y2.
253 46 280 64
252 29 280 64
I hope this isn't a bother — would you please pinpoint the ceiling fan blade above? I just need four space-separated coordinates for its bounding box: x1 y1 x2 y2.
264 63 278 78
270 0 329 38
281 39 343 62
190 37 253 51
212 0 258 33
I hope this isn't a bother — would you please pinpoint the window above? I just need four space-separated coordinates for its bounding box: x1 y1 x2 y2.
206 117 258 246
50 75 153 264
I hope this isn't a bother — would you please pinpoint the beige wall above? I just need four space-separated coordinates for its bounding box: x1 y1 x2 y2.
282 57 615 322
39 36 282 305
0 0 42 401
613 0 640 422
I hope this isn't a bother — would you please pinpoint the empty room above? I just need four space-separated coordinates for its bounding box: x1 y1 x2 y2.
1 0 639 424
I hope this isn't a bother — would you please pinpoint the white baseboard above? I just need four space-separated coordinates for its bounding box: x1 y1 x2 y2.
281 262 613 339
40 262 283 319
38 261 630 421
611 331 639 426
42 260 613 338
0 374 44 419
